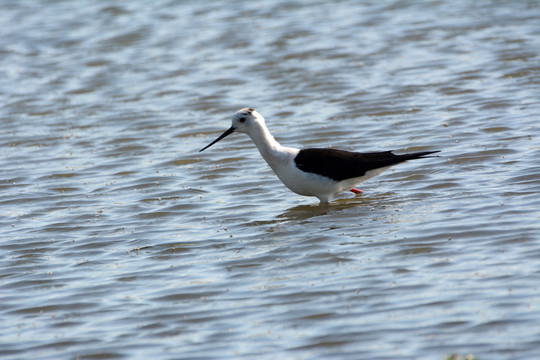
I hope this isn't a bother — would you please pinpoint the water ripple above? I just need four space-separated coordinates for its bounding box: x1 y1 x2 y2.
1 1 539 359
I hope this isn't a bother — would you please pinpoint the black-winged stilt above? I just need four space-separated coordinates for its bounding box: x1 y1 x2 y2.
199 108 439 204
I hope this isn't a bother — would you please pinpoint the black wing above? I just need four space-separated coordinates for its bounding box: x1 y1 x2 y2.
294 148 439 181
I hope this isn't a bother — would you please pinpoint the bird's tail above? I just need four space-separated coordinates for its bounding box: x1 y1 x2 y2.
399 150 441 161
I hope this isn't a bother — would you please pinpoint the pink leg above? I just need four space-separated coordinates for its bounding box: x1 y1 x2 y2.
350 188 363 194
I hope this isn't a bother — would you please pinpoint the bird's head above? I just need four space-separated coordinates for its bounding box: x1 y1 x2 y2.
199 108 264 152
230 108 264 134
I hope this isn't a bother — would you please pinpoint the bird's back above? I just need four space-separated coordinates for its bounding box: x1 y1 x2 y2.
294 148 439 182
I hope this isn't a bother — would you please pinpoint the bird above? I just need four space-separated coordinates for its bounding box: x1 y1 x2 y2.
199 108 439 204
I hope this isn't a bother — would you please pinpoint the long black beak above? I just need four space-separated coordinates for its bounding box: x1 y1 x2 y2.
199 126 236 152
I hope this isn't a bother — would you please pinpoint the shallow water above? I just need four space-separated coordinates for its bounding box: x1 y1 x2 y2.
1 1 539 359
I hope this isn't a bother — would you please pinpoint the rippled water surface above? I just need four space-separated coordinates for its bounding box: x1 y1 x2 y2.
1 1 539 359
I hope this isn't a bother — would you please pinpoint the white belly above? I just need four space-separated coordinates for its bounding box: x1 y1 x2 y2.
274 162 391 199
258 145 390 201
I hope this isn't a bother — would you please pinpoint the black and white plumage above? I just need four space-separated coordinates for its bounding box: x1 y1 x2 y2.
199 108 439 204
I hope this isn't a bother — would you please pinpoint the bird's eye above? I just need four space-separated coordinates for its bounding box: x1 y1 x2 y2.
239 117 246 123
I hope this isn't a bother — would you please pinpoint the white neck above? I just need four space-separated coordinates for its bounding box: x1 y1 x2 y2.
248 122 282 157
246 122 295 173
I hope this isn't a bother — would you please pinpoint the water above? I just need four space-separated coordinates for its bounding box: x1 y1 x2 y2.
1 1 539 359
